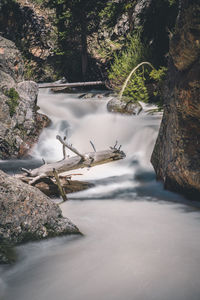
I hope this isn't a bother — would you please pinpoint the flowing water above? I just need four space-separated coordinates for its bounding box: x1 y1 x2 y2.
1 90 200 300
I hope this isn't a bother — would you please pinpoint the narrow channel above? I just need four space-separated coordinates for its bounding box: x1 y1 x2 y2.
1 89 200 300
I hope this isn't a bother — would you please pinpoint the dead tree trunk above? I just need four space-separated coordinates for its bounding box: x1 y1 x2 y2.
18 135 126 199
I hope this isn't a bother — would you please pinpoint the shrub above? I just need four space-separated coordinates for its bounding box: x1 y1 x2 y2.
108 30 151 102
5 88 20 117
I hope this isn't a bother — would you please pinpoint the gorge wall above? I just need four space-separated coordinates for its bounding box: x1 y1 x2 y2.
0 36 49 159
151 0 200 200
0 0 56 82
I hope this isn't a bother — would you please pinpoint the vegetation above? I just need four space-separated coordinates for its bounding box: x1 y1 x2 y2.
149 66 168 106
46 0 109 80
5 88 20 117
108 31 151 103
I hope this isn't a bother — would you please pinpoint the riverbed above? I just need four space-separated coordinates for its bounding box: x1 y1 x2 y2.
1 90 200 300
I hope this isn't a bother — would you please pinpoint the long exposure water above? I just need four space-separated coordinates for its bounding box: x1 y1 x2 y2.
1 90 200 300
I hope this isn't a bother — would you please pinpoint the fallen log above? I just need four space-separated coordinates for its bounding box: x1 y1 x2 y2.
18 135 126 199
38 81 105 89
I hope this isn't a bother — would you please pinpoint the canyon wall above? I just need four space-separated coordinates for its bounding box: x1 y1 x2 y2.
151 0 200 199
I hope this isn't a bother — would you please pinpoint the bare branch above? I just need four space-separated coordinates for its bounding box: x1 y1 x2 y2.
90 140 96 152
53 168 67 202
56 135 85 160
62 136 67 160
21 168 31 176
29 173 46 185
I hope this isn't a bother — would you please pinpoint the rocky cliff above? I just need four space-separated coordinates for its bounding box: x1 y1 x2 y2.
0 0 56 82
151 0 200 200
0 36 50 159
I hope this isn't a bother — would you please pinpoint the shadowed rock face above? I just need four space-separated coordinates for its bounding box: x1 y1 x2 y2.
0 170 80 263
0 36 50 159
151 0 200 200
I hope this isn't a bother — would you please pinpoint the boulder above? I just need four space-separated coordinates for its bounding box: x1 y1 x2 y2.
0 170 80 263
151 0 200 199
107 97 143 115
0 36 50 159
0 36 24 82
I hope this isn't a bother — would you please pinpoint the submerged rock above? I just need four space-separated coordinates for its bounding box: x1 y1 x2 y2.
0 36 50 159
151 0 200 199
107 97 143 115
0 170 80 263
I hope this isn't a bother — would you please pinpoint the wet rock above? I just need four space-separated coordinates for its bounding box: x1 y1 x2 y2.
151 0 200 200
0 170 80 263
0 243 17 264
0 36 50 159
107 97 143 115
34 178 94 198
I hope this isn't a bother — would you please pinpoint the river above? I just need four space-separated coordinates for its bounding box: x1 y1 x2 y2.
1 90 200 300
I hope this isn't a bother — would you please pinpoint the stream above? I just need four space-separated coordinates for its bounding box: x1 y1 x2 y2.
1 90 200 300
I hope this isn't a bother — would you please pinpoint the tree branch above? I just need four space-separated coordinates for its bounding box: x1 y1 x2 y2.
56 135 86 160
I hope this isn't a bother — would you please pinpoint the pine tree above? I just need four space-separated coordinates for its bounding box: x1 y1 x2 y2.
47 0 109 80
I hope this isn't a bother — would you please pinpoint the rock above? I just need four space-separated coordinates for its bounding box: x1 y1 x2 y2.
0 1 56 82
132 0 152 27
0 243 17 264
0 36 50 159
107 97 143 115
0 36 24 82
151 0 200 200
34 178 94 198
0 170 80 263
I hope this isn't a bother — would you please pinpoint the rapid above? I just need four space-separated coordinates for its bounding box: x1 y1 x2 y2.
1 90 200 300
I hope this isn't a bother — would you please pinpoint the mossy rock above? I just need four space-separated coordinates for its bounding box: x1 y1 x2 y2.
4 88 20 117
107 97 143 115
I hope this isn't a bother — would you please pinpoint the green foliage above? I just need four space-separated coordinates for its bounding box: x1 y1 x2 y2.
168 0 177 6
45 0 110 79
149 67 167 82
123 71 149 102
149 66 168 107
30 0 45 4
108 31 150 102
24 64 35 80
5 88 20 117
100 0 136 28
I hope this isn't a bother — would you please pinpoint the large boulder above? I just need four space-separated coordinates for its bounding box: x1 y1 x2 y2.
0 170 80 263
0 36 50 159
107 97 142 115
151 0 200 199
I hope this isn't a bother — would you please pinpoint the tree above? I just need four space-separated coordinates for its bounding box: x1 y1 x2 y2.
47 0 109 80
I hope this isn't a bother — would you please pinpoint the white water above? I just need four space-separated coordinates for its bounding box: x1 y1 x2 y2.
1 90 200 300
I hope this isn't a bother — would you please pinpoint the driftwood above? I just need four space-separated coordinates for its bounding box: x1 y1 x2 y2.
38 81 105 89
18 135 126 201
53 168 68 201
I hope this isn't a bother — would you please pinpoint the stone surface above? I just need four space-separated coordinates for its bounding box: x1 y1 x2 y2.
0 36 50 159
34 178 94 198
0 1 56 82
151 0 200 199
107 97 143 115
0 170 80 263
0 36 24 82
